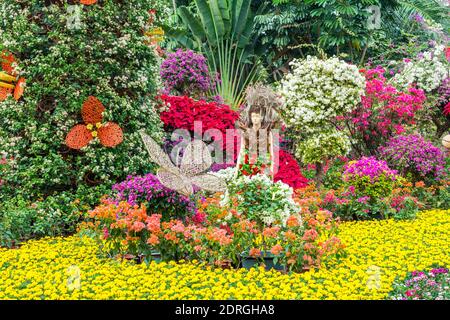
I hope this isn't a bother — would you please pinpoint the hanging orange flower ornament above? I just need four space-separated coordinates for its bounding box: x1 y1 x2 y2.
65 96 123 149
0 51 26 102
79 0 97 5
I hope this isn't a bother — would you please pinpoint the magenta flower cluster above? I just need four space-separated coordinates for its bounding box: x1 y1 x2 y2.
160 49 212 96
390 267 450 300
112 173 196 218
348 67 426 152
379 134 446 180
343 157 398 182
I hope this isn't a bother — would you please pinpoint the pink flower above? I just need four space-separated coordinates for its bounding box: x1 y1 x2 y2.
102 227 109 240
405 290 416 297
131 221 145 232
302 229 318 241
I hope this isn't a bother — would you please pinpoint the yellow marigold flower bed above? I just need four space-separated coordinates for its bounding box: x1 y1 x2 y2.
0 210 449 300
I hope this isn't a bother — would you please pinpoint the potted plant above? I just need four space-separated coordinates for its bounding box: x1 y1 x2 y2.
240 250 285 271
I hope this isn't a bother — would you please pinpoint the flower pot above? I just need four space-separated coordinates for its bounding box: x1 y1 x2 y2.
149 251 162 263
240 252 285 271
140 252 163 264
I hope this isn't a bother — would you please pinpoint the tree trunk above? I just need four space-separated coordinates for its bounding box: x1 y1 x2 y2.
314 161 325 188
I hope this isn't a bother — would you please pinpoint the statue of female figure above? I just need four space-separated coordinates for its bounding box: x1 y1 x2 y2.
235 84 282 178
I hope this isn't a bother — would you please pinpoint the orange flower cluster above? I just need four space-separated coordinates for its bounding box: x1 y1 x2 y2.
65 96 123 149
293 184 323 211
80 0 97 5
0 51 25 101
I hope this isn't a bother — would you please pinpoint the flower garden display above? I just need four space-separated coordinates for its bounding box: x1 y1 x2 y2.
343 157 399 196
347 67 426 154
158 94 239 156
0 0 167 203
389 267 450 300
111 173 196 220
224 174 301 227
280 56 365 131
2 209 448 299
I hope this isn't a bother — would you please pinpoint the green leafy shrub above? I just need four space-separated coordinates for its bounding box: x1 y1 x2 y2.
0 184 110 248
0 0 168 202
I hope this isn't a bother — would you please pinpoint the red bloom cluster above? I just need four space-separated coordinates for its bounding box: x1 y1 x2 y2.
159 95 239 149
274 149 308 189
444 102 450 116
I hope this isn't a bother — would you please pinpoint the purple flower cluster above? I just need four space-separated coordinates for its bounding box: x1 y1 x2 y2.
390 267 450 300
379 134 446 181
343 157 398 182
112 173 196 218
411 13 425 24
160 49 212 96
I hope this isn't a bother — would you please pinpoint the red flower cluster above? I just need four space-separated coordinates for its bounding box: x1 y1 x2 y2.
159 95 239 149
274 149 308 189
238 153 268 176
444 102 450 116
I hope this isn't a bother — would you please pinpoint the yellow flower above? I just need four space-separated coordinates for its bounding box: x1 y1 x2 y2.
0 210 448 300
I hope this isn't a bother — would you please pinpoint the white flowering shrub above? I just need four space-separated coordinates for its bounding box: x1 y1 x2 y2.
280 56 365 130
0 0 169 201
393 45 449 92
280 56 364 164
211 167 237 183
223 174 300 227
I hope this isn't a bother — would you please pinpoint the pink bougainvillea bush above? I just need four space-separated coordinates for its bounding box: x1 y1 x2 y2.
347 67 426 154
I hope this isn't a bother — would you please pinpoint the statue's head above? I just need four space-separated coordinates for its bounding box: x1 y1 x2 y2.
240 83 281 129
